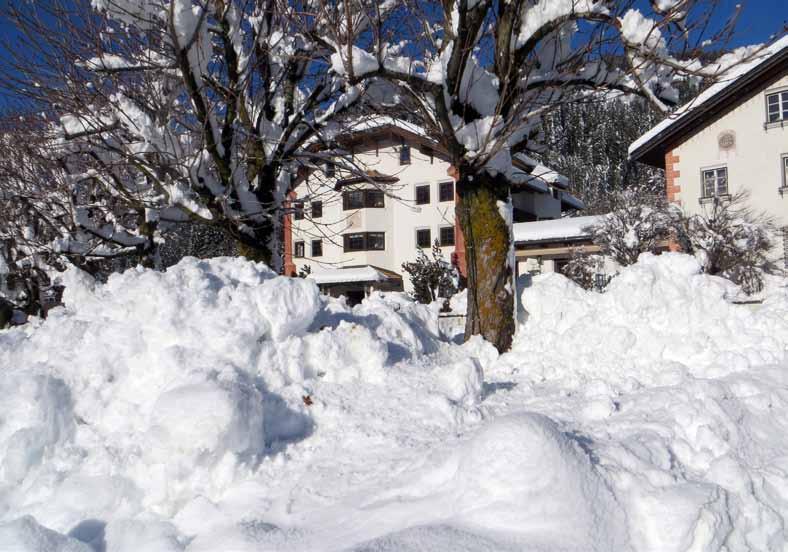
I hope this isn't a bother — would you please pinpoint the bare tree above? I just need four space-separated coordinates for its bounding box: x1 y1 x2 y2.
329 0 775 351
1 0 380 269
0 116 148 315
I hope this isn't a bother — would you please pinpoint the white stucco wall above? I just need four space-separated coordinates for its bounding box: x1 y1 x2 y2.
671 73 788 264
290 144 458 292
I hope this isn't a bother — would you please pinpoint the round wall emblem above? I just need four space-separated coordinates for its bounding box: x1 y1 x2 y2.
718 131 736 150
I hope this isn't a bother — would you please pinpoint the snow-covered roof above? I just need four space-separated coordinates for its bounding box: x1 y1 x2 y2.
560 192 585 210
343 116 429 139
629 36 788 164
514 154 570 190
306 266 398 285
513 215 603 244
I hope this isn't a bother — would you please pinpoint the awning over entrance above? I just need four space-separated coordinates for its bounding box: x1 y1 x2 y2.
306 265 404 305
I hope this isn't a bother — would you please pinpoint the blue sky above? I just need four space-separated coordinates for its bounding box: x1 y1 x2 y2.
0 0 784 109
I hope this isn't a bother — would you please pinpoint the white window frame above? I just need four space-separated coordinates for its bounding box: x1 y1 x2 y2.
700 166 729 199
782 154 788 190
766 89 788 124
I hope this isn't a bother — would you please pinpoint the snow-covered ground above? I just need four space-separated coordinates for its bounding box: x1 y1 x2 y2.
1 253 787 551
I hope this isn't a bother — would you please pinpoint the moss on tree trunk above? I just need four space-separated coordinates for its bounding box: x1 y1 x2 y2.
456 170 515 353
236 239 271 264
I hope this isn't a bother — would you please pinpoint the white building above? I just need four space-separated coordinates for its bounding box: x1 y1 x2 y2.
513 215 605 275
285 118 583 303
629 36 788 265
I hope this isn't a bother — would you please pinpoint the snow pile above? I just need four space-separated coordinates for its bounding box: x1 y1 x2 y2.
512 252 788 387
2 253 788 551
492 252 788 550
0 257 443 534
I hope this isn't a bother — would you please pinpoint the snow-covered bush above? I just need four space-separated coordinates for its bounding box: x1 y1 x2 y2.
586 185 678 266
402 241 458 305
676 192 779 295
560 249 611 291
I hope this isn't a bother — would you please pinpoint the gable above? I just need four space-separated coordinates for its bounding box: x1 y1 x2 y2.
630 38 788 168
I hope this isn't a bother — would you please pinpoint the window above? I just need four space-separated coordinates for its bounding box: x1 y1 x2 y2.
415 184 430 205
782 155 788 189
416 228 431 248
783 227 788 269
400 145 411 165
555 259 569 275
343 190 364 210
367 232 385 250
342 189 385 210
325 162 335 178
311 201 322 219
293 201 304 220
701 167 728 198
344 233 365 252
366 190 385 208
294 241 305 258
311 239 323 257
766 91 788 123
343 232 385 252
439 181 454 202
439 226 455 246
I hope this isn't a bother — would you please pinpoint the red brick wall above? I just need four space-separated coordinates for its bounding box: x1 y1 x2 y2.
665 150 681 205
283 190 297 276
448 165 468 278
665 150 683 252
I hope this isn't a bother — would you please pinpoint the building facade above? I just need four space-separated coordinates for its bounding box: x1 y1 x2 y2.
285 119 582 301
630 37 788 266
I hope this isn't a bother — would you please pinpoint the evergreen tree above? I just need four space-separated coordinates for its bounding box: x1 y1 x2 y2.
402 242 458 305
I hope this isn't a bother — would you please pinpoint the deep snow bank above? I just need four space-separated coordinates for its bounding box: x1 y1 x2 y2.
0 257 445 533
512 252 788 388
492 252 788 551
1 253 788 552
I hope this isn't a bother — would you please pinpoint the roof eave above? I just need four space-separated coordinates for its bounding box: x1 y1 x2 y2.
630 46 788 169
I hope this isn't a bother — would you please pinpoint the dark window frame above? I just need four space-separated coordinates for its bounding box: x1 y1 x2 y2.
415 184 430 205
294 241 305 258
439 226 455 247
416 228 431 248
400 144 411 165
438 181 454 202
311 200 323 219
293 201 305 220
311 239 323 257
325 161 335 178
342 189 385 210
343 232 386 252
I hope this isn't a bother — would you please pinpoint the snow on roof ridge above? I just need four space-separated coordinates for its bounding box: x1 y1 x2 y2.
513 214 604 243
629 35 788 158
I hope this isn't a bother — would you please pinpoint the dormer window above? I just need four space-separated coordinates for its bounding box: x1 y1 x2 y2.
766 91 788 123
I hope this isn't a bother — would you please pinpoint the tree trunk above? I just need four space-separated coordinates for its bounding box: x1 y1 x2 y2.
456 169 515 353
236 228 273 265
